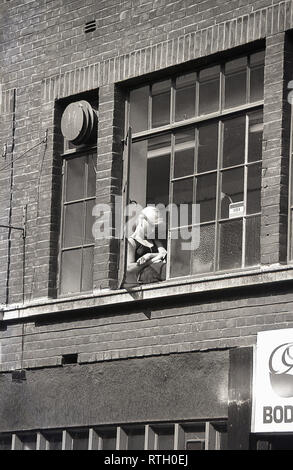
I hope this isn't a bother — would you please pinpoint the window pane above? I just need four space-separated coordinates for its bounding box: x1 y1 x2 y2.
196 173 217 223
174 129 195 178
147 135 171 206
81 246 94 292
98 429 116 450
129 86 149 133
126 427 145 450
192 223 215 274
63 202 84 248
247 163 261 214
221 168 244 219
250 66 264 102
72 431 89 450
248 111 263 162
245 216 260 266
199 66 220 115
172 178 194 227
222 115 246 168
0 435 11 450
152 80 171 128
85 199 95 244
219 219 243 270
175 73 196 122
65 156 86 201
44 432 62 450
21 435 37 450
225 58 247 109
197 122 218 173
170 229 192 277
129 140 148 207
154 426 174 450
60 249 82 294
87 155 96 198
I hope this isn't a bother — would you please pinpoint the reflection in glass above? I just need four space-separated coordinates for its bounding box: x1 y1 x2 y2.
245 216 260 266
219 219 243 270
172 178 193 227
63 202 84 248
225 57 247 109
152 80 171 128
192 224 215 274
223 116 246 168
198 66 220 115
247 163 261 214
197 122 218 173
81 246 94 292
60 249 82 294
250 66 264 102
196 173 217 223
66 156 86 201
175 73 196 122
248 111 263 162
170 230 192 277
221 168 244 219
129 86 149 133
174 129 195 178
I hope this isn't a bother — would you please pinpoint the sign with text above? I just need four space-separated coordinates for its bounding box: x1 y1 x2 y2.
252 328 293 433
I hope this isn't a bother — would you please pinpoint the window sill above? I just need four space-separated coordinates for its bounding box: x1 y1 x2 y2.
2 263 293 321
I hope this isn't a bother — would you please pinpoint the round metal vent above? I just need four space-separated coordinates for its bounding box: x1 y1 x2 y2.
61 100 97 145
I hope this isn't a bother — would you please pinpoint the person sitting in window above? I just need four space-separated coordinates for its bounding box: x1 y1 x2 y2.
124 206 167 288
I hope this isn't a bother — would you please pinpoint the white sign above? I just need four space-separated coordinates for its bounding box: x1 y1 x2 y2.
252 328 293 433
229 201 244 219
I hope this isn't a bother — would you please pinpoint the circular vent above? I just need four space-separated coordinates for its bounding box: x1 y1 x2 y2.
61 100 97 145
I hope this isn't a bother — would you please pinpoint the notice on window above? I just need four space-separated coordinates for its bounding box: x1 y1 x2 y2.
229 201 244 219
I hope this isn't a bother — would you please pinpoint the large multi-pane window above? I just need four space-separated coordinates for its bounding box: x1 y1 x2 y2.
126 51 264 280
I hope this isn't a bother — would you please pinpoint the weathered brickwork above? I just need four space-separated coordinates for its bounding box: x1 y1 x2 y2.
1 0 293 377
1 285 293 372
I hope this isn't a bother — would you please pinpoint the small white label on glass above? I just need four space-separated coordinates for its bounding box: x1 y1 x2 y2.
229 201 244 218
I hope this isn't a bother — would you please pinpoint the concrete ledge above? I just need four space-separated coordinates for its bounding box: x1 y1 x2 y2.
2 263 293 321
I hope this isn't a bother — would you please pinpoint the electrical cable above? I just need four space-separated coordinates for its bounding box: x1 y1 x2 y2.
0 137 47 173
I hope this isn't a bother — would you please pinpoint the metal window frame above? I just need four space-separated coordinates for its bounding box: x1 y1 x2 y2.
58 152 96 296
2 419 227 451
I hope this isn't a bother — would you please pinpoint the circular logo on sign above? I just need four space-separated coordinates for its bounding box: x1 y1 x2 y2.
269 343 293 398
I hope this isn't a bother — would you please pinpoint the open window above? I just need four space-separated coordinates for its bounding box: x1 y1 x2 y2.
122 51 264 286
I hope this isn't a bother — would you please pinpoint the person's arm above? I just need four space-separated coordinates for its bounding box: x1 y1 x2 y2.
136 240 167 265
126 238 151 274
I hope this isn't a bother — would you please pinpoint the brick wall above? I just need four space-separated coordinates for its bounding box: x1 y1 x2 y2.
1 284 293 372
1 0 293 371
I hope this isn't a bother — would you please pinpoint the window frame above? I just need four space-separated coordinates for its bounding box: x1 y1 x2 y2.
124 51 264 283
58 145 97 297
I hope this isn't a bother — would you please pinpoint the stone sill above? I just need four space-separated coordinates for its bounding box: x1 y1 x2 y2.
2 263 293 321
